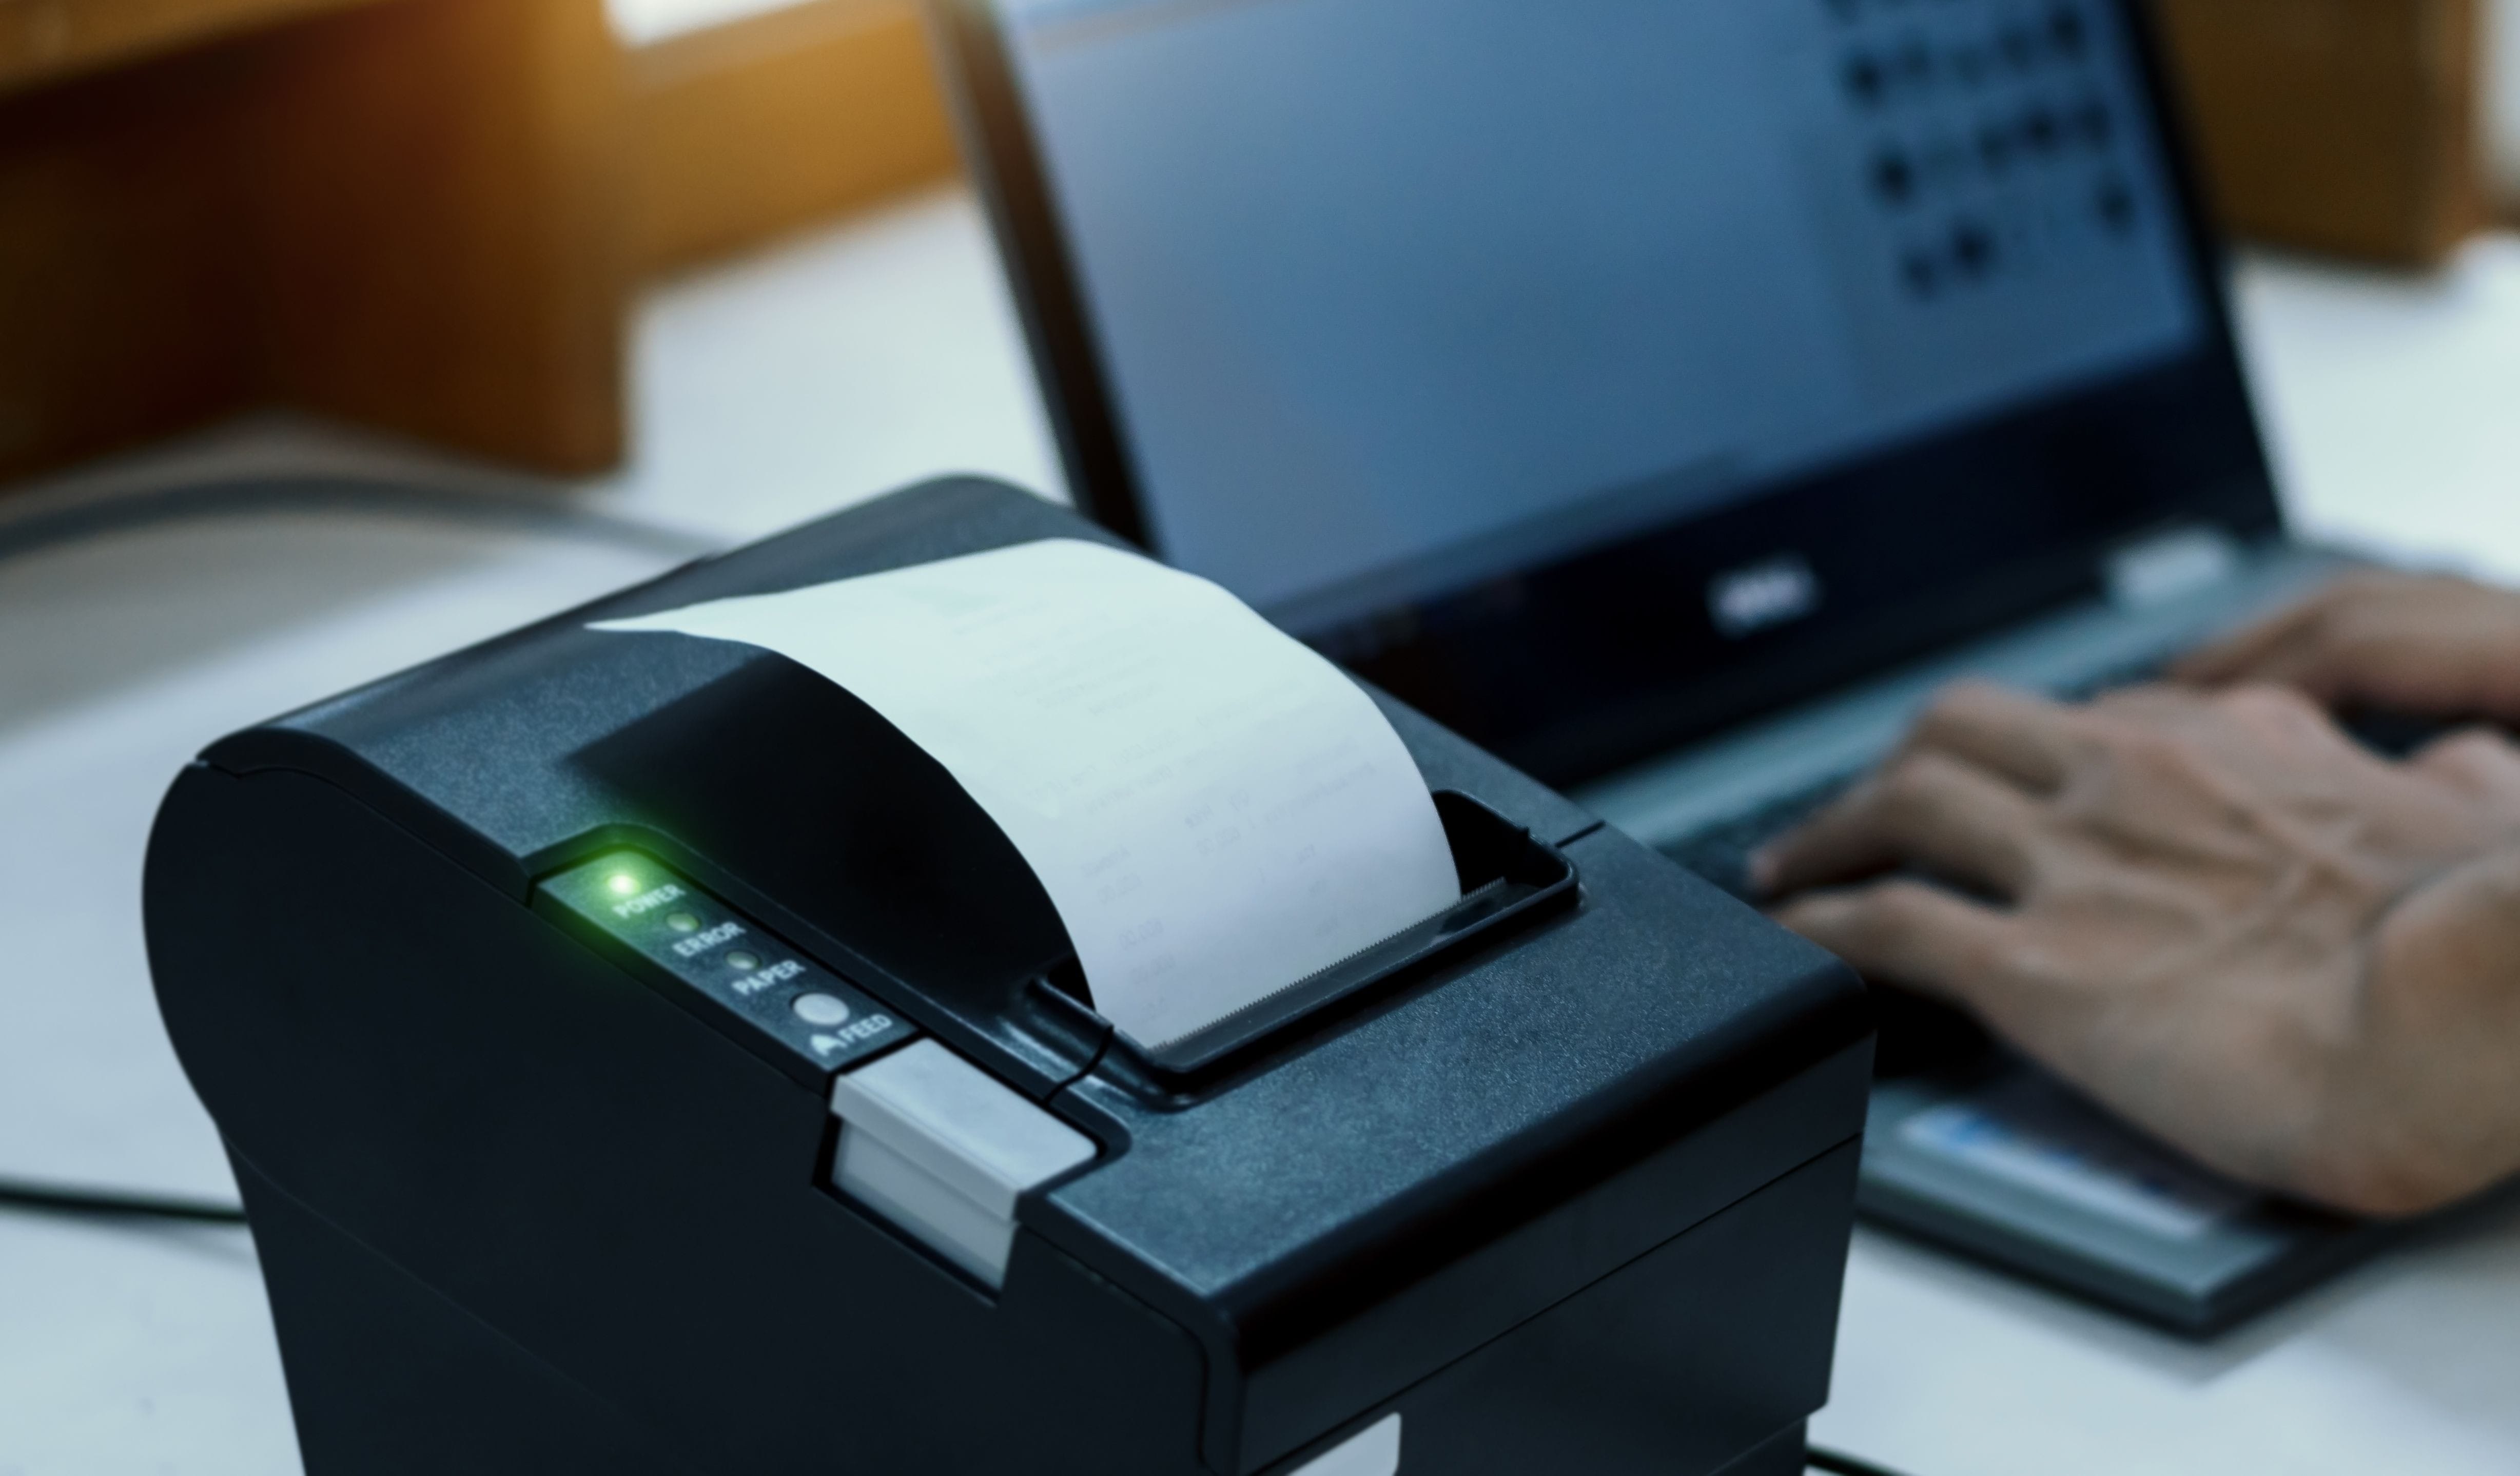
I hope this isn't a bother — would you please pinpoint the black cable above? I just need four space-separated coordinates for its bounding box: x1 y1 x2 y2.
4 1159 1945 1476
0 1177 249 1226
1808 1445 1919 1476
1 476 717 1228
0 474 726 569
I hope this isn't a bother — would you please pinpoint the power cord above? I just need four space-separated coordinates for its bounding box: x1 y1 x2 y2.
1808 1445 1918 1476
0 1177 248 1225
1 472 723 1232
0 473 726 570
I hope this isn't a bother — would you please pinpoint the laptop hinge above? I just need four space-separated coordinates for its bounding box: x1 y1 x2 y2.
2104 525 2242 611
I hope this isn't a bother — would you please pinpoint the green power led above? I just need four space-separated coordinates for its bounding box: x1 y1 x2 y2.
607 872 641 897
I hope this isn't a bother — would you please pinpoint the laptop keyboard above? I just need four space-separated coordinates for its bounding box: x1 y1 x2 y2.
1662 777 1857 901
1661 653 2173 900
1658 649 2464 901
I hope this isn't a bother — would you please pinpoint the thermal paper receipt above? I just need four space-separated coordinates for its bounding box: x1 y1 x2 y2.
593 538 1460 1048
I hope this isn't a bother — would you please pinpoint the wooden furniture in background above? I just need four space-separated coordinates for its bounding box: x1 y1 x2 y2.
13 0 2493 490
2154 0 2490 266
0 0 374 90
2 31 262 480
0 0 954 488
1 0 628 483
248 0 630 472
629 0 955 276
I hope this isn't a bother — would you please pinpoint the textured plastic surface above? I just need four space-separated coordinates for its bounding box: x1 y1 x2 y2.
150 766 1209 1474
1253 1146 1859 1476
145 479 1872 1475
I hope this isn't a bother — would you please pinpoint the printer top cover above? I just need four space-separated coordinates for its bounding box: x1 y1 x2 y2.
144 479 1872 1476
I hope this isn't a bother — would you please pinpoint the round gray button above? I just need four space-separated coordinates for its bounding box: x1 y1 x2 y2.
791 993 852 1027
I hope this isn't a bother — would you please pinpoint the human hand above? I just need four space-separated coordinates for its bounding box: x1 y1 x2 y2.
2174 572 2520 723
1751 680 2520 1216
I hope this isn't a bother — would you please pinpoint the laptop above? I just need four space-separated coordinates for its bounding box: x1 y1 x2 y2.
923 0 2402 1333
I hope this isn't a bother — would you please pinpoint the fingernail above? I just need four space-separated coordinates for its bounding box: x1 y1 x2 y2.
1746 848 1779 897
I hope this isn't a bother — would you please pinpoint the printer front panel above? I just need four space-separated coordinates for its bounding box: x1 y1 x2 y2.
1253 1140 1861 1476
147 765 1219 1475
1034 826 1871 1475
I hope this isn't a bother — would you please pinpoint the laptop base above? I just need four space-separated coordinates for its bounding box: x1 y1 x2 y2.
1860 1056 2397 1336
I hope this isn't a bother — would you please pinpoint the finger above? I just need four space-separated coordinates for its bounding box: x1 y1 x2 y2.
2171 585 2345 686
2173 574 2479 713
2102 680 2339 747
2170 575 2413 688
2410 728 2520 815
1904 681 2079 792
2191 624 2361 706
1773 879 2015 1003
1754 750 2046 899
2089 679 2218 721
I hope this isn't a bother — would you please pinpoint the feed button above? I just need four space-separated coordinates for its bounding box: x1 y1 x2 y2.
791 993 853 1027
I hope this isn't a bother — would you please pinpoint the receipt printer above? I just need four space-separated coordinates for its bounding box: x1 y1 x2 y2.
144 479 1871 1476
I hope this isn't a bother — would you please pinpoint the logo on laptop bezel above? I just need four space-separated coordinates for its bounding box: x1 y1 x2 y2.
1708 554 1823 638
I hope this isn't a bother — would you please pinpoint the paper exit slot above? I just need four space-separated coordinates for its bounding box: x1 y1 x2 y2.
829 1040 1098 1288
1121 792 1581 1080
593 538 1462 1054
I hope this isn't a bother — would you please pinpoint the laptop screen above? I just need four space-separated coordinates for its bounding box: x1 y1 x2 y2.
936 0 2278 781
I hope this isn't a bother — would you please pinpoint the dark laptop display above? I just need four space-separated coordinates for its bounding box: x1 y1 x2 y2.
929 0 2280 785
928 0 2405 1336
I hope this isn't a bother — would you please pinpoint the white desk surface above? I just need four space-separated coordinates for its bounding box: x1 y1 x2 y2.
2 190 2515 1476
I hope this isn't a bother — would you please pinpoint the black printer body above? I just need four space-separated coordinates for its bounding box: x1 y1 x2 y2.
144 480 1872 1476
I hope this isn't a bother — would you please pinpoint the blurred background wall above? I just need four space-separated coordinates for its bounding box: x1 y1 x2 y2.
0 0 954 488
2 0 2517 495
